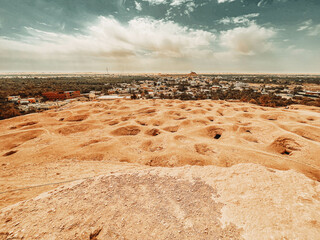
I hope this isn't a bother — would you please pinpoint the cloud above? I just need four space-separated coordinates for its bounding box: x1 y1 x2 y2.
286 45 307 55
297 20 312 31
170 0 190 6
217 0 290 6
297 20 320 36
257 0 289 7
220 23 276 55
309 25 320 36
217 0 235 3
0 16 216 71
184 1 196 15
218 13 260 26
135 1 142 10
142 0 167 5
140 0 198 16
142 0 193 6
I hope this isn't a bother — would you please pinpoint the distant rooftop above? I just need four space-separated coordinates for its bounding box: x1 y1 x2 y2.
97 95 130 100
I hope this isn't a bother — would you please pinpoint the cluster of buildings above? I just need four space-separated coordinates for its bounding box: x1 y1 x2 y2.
7 96 36 104
6 91 80 112
6 73 319 113
99 76 241 99
97 75 318 100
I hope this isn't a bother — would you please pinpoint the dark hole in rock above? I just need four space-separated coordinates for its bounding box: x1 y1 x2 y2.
246 130 251 133
214 134 221 139
282 150 291 155
3 150 18 156
90 227 102 240
146 128 161 136
59 118 64 121
207 117 214 122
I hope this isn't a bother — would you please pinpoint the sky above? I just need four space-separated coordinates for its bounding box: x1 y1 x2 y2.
0 0 319 73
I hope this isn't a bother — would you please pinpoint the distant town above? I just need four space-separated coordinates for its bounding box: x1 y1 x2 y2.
1 72 319 119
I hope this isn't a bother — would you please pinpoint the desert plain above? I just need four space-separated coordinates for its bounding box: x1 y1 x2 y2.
0 99 319 239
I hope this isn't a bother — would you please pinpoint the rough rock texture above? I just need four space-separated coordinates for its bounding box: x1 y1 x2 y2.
0 164 319 240
0 100 319 239
0 100 319 179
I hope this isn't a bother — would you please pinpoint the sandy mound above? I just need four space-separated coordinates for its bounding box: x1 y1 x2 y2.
9 121 38 129
64 114 89 122
163 125 179 132
111 125 141 136
0 99 319 177
269 137 301 155
145 128 161 136
0 130 44 152
0 164 319 240
56 123 101 136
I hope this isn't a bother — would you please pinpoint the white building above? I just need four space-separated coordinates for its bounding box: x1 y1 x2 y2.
97 95 131 100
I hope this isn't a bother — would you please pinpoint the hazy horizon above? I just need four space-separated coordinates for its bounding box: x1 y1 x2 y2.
1 71 320 76
0 71 320 76
0 0 319 73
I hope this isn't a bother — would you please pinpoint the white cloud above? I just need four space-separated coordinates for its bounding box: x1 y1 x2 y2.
286 45 306 55
217 0 235 3
135 1 142 11
142 0 193 6
0 16 216 71
298 20 320 36
219 13 260 26
142 0 167 5
141 0 198 17
257 0 264 7
298 20 312 31
257 0 289 7
218 0 288 6
170 0 189 6
2 13 316 73
220 23 276 55
308 25 320 36
184 1 196 15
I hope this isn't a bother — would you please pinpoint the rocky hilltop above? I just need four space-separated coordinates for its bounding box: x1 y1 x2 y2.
0 100 319 239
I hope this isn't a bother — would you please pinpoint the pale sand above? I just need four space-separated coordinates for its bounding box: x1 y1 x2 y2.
0 99 319 239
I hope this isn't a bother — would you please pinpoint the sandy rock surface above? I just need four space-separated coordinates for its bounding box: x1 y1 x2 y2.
0 164 319 240
0 100 319 239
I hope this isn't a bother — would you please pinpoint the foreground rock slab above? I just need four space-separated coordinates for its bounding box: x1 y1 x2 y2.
1 164 319 240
